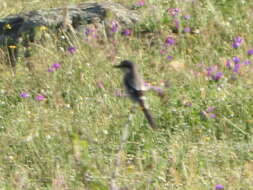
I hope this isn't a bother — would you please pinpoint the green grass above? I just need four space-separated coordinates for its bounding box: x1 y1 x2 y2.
1 0 253 189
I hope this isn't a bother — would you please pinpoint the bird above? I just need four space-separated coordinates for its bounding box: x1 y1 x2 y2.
114 60 157 129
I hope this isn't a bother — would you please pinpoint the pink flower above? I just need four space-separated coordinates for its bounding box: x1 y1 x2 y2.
184 27 191 33
160 49 167 55
136 0 145 7
97 82 105 89
167 8 180 16
35 94 45 101
48 68 54 72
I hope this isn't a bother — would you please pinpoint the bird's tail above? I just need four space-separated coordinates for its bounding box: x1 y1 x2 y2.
139 98 157 129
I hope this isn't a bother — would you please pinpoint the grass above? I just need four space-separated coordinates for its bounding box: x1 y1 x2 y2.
1 0 253 189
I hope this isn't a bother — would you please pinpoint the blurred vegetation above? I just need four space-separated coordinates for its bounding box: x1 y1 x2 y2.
0 0 253 189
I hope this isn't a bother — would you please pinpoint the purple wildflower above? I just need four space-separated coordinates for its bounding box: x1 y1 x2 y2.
184 102 192 107
212 72 223 81
151 86 163 93
167 8 180 16
85 28 92 36
184 27 191 33
154 88 164 97
215 184 224 189
234 36 243 44
201 106 216 119
136 0 145 7
67 46 76 54
247 49 253 56
244 60 251 65
183 15 191 20
232 36 243 48
206 66 222 81
85 28 97 37
52 62 61 70
206 68 213 77
144 82 151 88
226 59 232 69
147 84 164 97
85 28 97 38
122 29 132 36
174 19 180 29
48 62 61 72
201 111 208 117
111 21 118 33
35 94 45 101
232 42 240 48
206 66 217 77
232 56 240 64
20 92 29 98
233 63 240 73
165 36 176 46
167 55 173 61
48 68 54 72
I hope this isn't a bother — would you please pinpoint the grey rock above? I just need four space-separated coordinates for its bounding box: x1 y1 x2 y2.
0 1 141 66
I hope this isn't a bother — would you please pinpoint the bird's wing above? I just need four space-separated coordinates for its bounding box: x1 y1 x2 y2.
125 74 144 91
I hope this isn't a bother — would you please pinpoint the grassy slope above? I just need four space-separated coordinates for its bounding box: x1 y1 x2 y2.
1 0 253 189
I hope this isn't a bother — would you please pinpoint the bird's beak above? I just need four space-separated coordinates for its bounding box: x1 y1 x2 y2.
113 64 122 68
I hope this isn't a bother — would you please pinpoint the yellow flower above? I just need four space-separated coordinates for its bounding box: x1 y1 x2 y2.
4 24 12 30
8 45 17 49
39 25 47 31
170 59 185 71
202 136 210 141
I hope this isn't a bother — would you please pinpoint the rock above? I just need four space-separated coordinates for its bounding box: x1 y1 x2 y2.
0 1 141 66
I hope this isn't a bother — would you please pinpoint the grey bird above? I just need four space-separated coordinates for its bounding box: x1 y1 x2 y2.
114 60 157 129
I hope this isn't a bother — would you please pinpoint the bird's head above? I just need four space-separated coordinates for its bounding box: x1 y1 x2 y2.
114 60 134 73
